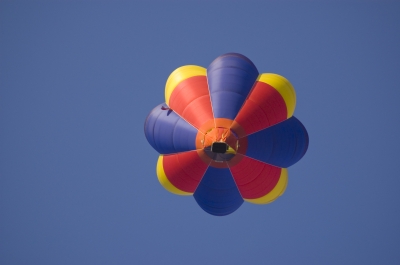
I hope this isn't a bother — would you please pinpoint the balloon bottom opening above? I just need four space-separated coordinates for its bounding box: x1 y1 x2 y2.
211 142 228 153
199 125 242 163
204 143 235 162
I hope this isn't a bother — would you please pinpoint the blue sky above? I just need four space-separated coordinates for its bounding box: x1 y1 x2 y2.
1 1 399 264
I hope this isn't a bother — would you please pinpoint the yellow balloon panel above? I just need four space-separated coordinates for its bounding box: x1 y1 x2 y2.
257 73 296 118
165 65 207 105
156 155 193 196
244 168 288 204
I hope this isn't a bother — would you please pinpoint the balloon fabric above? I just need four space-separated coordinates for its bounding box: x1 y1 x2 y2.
144 53 308 216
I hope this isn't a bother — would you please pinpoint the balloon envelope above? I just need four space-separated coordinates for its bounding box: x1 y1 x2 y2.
144 53 308 216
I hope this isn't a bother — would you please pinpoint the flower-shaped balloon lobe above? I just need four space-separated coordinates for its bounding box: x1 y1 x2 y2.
144 53 308 216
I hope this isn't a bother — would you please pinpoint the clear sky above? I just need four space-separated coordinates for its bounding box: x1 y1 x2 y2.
1 1 399 264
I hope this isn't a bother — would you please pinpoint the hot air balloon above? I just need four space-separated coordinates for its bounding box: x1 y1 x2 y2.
144 53 308 216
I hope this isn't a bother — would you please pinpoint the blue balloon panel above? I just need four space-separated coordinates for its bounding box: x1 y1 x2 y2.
207 53 259 120
144 103 197 154
194 167 243 216
245 116 309 168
